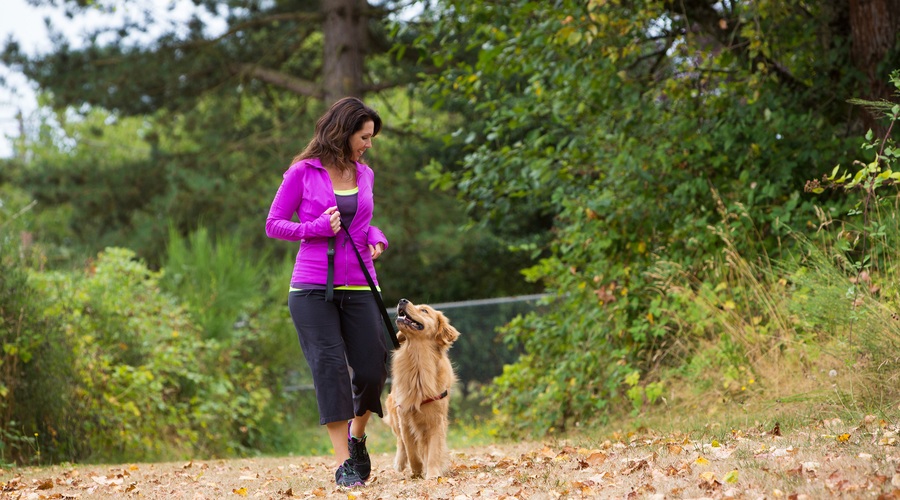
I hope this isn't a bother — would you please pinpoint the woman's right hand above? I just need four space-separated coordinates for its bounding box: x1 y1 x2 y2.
324 206 341 234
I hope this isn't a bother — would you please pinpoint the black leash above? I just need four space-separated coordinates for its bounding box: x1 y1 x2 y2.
326 225 399 349
325 237 335 302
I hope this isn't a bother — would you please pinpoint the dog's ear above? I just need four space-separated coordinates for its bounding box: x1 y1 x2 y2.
436 312 460 346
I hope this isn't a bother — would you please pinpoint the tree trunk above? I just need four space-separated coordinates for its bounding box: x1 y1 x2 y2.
848 0 900 130
322 0 369 104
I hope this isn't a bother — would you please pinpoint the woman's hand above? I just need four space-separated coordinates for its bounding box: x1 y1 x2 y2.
324 206 341 234
369 242 385 260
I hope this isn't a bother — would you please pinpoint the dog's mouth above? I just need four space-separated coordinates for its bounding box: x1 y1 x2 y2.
396 313 424 331
396 302 425 331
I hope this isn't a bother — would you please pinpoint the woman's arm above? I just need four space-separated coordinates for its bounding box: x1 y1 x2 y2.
265 168 334 241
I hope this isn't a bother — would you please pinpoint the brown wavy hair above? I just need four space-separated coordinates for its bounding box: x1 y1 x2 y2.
293 97 382 174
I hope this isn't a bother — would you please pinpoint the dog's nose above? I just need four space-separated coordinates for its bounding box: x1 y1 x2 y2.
399 298 409 306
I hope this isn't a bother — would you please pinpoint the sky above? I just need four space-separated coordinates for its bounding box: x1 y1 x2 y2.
0 0 224 158
0 0 53 158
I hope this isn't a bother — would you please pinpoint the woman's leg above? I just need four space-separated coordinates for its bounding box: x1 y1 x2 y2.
349 411 371 438
326 411 371 465
327 420 350 465
337 291 388 419
289 289 356 470
288 290 356 425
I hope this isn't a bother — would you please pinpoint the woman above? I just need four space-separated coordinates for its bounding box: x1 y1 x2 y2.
265 97 388 488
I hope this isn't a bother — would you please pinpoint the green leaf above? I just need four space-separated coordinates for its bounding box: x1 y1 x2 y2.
723 469 739 483
827 165 841 180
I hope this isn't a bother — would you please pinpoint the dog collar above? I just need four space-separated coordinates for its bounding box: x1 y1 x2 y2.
421 390 449 406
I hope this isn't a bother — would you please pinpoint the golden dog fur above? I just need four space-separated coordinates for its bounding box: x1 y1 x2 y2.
384 298 460 479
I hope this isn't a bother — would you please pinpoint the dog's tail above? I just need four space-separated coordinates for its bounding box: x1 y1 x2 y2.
382 393 394 427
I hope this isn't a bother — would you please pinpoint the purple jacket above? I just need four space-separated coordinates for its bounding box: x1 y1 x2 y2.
265 158 389 287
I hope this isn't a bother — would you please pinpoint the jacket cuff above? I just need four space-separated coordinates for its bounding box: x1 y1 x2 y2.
368 226 389 249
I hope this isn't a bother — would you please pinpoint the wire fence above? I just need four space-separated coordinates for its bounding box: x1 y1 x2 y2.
398 294 549 394
284 294 549 394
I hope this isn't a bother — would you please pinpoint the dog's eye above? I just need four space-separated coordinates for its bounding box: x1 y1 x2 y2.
419 307 429 314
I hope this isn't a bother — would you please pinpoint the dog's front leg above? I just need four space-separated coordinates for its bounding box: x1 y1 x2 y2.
400 421 424 478
423 415 450 480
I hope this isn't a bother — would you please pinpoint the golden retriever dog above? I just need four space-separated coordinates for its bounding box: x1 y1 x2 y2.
384 298 460 479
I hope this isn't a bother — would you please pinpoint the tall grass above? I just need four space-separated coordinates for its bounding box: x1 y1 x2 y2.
161 226 268 340
644 86 900 425
653 199 900 426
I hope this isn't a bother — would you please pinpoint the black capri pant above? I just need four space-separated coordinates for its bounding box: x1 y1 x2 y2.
288 288 388 425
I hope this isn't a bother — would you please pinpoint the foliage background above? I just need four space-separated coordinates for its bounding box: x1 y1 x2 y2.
1 0 899 465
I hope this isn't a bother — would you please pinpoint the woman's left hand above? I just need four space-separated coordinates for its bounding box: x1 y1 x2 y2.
369 242 385 260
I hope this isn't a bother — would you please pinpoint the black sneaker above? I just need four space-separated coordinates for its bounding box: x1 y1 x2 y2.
347 423 371 480
335 459 364 488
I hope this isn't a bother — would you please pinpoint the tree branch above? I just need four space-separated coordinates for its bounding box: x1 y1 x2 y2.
231 64 324 98
207 12 323 45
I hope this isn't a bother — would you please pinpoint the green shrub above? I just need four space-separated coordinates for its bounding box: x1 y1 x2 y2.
159 226 312 455
0 193 73 465
28 247 281 462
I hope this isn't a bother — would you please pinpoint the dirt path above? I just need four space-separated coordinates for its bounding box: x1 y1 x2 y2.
3 415 899 499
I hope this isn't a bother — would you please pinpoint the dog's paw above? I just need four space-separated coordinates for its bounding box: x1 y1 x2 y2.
424 471 444 480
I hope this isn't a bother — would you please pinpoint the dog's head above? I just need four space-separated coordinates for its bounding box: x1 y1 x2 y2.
395 298 460 346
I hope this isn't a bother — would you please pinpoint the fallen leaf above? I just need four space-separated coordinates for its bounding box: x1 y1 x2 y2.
872 474 889 486
572 480 596 494
233 486 248 496
711 446 735 460
723 469 738 483
699 471 721 491
837 433 851 443
621 458 649 475
801 461 821 471
585 452 607 466
91 475 123 486
695 456 709 465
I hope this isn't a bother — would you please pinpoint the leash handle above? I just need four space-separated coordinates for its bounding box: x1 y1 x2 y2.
339 223 400 349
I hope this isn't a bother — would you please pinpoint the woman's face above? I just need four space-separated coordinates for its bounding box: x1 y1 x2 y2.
349 120 375 162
